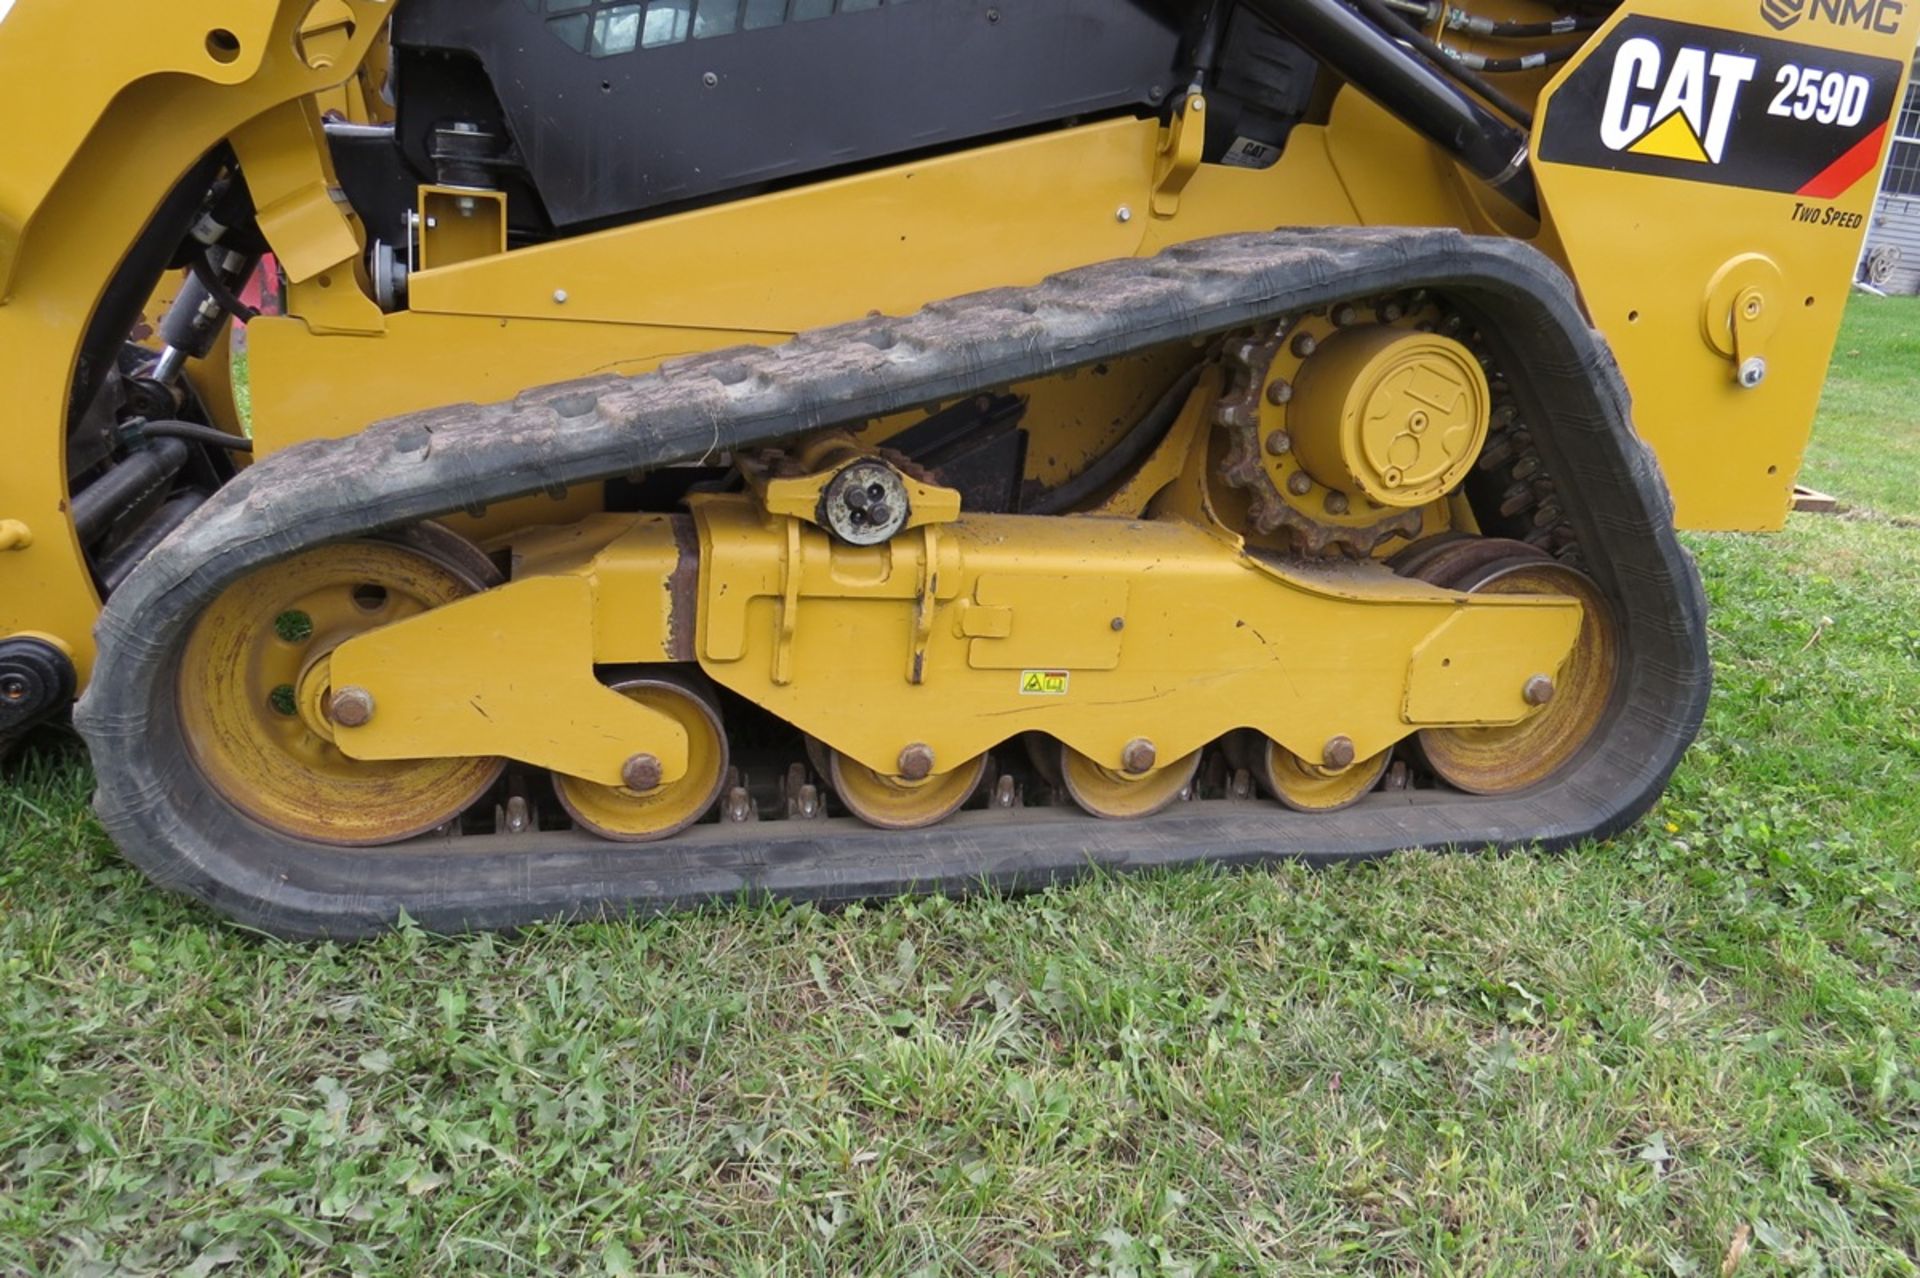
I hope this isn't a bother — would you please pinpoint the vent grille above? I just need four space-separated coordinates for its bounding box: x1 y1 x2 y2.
524 0 906 56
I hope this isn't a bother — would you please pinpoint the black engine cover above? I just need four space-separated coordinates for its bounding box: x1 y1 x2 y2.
393 0 1190 229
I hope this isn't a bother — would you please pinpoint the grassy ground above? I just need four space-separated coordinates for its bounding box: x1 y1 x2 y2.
3 305 1919 1277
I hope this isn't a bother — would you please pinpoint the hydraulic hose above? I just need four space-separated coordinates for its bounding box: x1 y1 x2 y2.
1346 0 1538 125
1243 0 1538 214
70 437 190 546
138 420 255 453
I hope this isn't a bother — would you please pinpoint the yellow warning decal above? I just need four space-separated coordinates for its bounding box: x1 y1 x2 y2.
1019 670 1070 696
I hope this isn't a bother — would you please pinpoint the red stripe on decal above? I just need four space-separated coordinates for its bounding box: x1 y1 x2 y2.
1797 122 1889 200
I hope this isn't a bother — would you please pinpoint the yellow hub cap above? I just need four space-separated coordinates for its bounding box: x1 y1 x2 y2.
829 750 987 830
1059 744 1200 820
1418 557 1619 795
177 535 504 845
1259 740 1389 812
553 673 729 842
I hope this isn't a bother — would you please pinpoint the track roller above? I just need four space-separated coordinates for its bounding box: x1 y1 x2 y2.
1258 740 1391 812
826 747 988 829
552 669 730 841
1058 743 1201 819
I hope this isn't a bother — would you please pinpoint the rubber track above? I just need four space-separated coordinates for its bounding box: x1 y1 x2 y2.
76 228 1710 938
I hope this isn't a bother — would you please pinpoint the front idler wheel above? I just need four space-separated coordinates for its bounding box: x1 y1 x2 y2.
175 528 506 846
1412 545 1620 796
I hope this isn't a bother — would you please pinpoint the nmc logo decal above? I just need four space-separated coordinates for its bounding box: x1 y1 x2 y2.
1539 15 1903 198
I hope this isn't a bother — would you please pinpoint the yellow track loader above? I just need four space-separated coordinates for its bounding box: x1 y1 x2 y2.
0 0 1908 935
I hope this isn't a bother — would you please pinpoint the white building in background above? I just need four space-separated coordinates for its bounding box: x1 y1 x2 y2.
1861 54 1920 293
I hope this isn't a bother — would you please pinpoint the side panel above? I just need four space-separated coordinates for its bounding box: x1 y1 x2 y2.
1535 0 1920 529
0 1 388 681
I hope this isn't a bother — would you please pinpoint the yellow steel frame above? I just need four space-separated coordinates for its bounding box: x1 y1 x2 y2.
325 495 1581 784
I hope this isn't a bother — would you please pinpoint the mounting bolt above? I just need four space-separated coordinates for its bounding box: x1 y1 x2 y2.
622 753 664 791
1523 674 1557 707
1120 737 1158 775
702 71 718 87
1737 356 1766 389
1324 491 1350 516
1110 616 1126 631
898 743 935 780
1322 735 1357 771
1286 470 1314 497
1116 205 1132 224
553 289 569 305
329 686 375 728
1290 332 1317 359
502 795 531 835
0 520 31 552
1266 431 1293 456
1265 378 1293 406
1331 302 1358 327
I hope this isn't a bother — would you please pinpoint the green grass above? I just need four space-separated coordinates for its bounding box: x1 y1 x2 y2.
1800 295 1920 519
3 304 1919 1276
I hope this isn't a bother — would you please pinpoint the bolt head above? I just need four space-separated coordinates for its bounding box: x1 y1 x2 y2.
1286 470 1314 497
1116 205 1133 224
622 753 664 791
1265 378 1294 406
553 289 569 304
898 743 935 781
1331 303 1358 327
1324 491 1350 516
329 686 375 728
1737 356 1767 389
1322 735 1357 771
1523 674 1557 707
1120 738 1158 775
1265 431 1293 456
1290 332 1317 359
1110 616 1126 632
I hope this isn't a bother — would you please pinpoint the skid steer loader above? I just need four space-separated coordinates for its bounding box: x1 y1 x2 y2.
0 0 1909 936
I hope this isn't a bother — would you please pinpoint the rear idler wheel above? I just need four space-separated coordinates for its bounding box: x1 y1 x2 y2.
827 747 988 830
1058 743 1201 819
1410 541 1620 795
552 669 730 842
1259 740 1390 812
175 526 505 846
